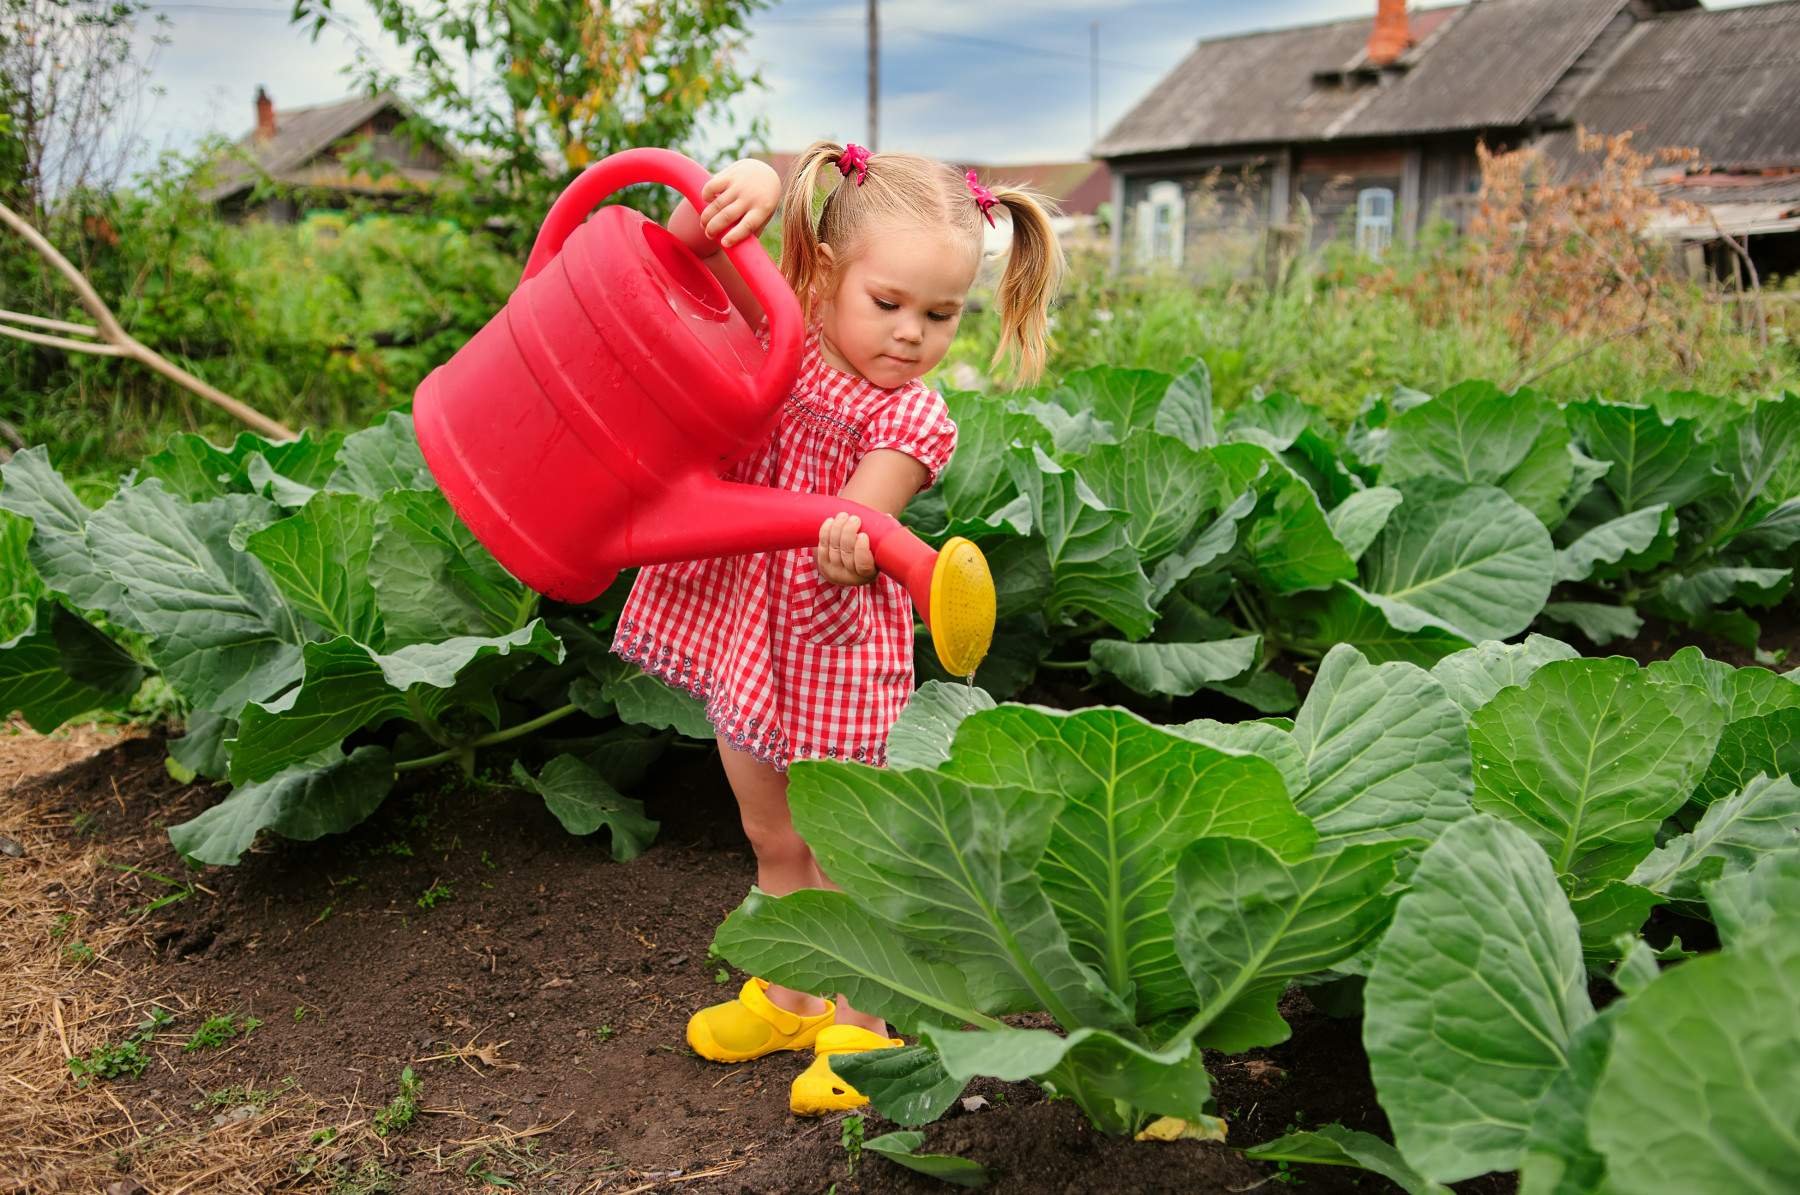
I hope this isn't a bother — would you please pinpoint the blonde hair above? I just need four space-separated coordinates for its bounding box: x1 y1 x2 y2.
779 140 1065 384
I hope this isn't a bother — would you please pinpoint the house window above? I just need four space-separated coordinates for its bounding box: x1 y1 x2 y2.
1135 181 1185 268
1356 187 1394 258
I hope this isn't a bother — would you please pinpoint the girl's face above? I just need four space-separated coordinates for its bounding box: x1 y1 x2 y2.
816 225 981 390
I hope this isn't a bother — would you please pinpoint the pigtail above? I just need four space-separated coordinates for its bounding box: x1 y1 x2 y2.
779 140 846 323
987 185 1065 385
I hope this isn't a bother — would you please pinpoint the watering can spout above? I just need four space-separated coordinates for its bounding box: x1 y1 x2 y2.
637 475 995 678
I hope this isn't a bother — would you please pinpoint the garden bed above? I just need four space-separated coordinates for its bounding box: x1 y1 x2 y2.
7 728 1529 1194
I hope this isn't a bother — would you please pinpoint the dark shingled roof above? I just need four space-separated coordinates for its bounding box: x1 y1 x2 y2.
1540 0 1800 173
200 90 432 203
1095 0 1634 159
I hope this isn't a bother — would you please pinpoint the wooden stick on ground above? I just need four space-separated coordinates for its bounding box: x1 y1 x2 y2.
0 201 295 441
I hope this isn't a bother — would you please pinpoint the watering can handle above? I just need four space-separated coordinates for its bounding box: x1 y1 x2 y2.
520 147 802 415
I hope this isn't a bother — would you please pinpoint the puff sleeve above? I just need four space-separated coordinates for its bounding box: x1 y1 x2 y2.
856 383 959 491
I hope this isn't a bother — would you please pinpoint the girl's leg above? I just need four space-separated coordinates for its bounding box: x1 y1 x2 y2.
716 738 828 1017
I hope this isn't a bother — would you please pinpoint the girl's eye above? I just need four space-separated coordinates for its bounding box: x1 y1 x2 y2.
873 298 898 311
927 311 954 323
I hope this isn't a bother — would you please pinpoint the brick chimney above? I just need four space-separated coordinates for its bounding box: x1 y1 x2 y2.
254 86 276 140
1367 0 1412 67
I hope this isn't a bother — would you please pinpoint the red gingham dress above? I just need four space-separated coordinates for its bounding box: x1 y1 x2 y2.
610 326 958 771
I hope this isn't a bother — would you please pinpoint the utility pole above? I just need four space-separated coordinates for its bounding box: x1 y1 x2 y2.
868 0 880 150
1090 20 1099 149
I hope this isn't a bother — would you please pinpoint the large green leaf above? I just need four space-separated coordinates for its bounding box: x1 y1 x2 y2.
1003 447 1155 639
244 491 383 644
942 706 1315 1020
1350 479 1553 642
324 411 436 498
369 488 534 644
1079 432 1216 561
230 622 563 782
937 389 1032 528
0 602 144 731
1468 657 1723 879
1246 1124 1453 1195
1565 400 1722 513
713 887 981 1031
508 755 658 860
1655 565 1791 620
1045 365 1169 438
1380 381 1573 523
1693 708 1800 807
1538 601 1642 646
1553 503 1672 583
596 655 712 738
1173 717 1309 798
1517 1010 1619 1195
1089 636 1259 698
1705 848 1800 946
1689 392 1800 544
830 1045 967 1127
1289 645 1471 849
886 680 997 769
1326 485 1403 562
1589 923 1800 1193
1146 484 1253 603
1171 838 1404 1051
142 429 345 506
1364 816 1595 1183
1154 358 1217 451
168 745 395 866
787 757 1130 1028
1211 444 1356 595
861 1131 991 1188
1285 587 1470 666
1627 773 1800 901
0 509 44 640
85 483 310 714
1428 634 1580 716
921 1023 1213 1133
0 446 127 617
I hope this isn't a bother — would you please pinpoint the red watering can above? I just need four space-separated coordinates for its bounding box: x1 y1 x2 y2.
412 148 995 676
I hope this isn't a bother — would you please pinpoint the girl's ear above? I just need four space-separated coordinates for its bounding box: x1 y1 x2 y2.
812 242 837 305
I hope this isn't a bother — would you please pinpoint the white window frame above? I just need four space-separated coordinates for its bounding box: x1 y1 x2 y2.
1356 186 1395 259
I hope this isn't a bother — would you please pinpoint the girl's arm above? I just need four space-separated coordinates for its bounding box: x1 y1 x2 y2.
666 158 781 327
816 450 930 586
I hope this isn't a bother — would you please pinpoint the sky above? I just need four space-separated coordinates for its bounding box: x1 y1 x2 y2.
127 0 1779 169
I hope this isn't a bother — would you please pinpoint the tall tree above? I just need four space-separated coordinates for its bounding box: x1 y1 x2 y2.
291 0 768 248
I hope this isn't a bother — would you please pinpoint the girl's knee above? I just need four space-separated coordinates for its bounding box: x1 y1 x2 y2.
739 814 812 870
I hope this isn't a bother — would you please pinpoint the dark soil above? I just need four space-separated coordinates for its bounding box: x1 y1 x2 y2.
19 733 1515 1195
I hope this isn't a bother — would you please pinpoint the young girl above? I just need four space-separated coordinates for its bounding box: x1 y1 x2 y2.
611 141 1062 1116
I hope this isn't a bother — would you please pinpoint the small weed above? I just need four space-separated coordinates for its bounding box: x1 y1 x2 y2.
51 912 75 940
62 940 97 964
321 1158 398 1193
481 849 498 871
594 1024 615 1043
373 1066 422 1137
311 904 334 927
374 839 413 858
185 1011 261 1051
103 859 197 916
329 873 362 888
193 1076 295 1112
310 1126 338 1146
714 966 729 984
70 811 98 837
67 1007 171 1086
464 1154 520 1188
841 1114 866 1176
293 1005 309 1022
416 881 454 910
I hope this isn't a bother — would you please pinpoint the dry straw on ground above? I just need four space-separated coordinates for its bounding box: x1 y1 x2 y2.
0 723 332 1194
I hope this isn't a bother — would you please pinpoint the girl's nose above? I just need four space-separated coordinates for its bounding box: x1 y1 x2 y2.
896 315 923 343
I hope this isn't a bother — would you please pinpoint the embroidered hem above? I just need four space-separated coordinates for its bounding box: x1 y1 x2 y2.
611 624 890 772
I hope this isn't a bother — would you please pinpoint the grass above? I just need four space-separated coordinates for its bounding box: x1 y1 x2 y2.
184 1011 262 1051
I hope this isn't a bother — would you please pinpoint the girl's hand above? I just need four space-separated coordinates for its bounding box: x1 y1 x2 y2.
816 513 876 586
700 159 781 248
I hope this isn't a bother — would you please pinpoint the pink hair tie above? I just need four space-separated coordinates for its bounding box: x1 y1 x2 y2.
837 143 871 186
965 170 998 227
